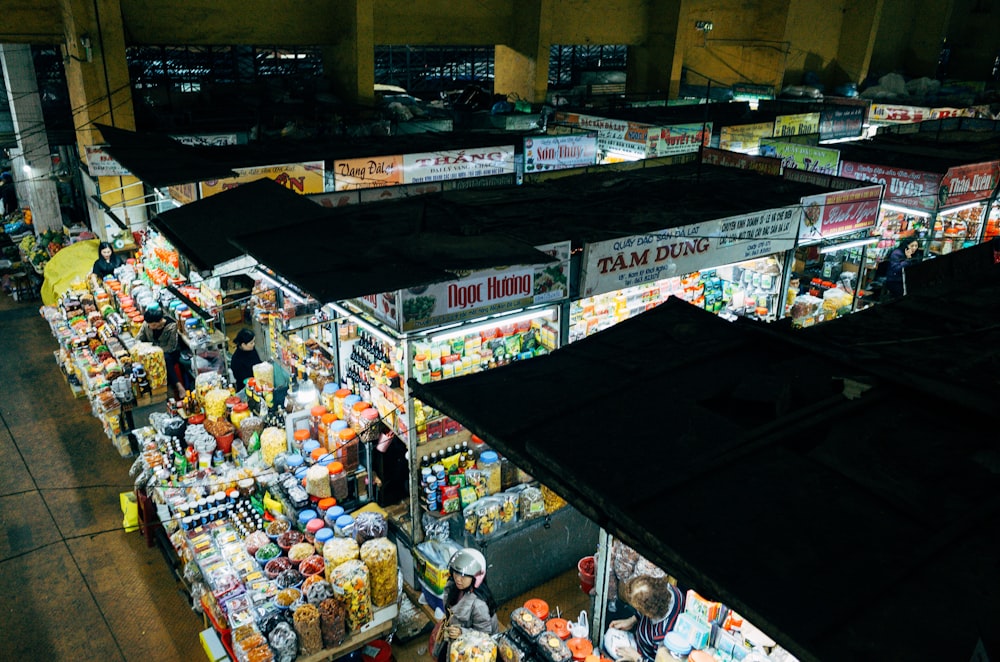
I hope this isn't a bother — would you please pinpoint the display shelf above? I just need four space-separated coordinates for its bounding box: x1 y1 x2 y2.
417 428 472 458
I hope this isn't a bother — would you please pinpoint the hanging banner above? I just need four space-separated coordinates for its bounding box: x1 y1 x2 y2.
553 112 650 158
396 240 571 331
84 146 131 177
731 83 776 105
838 160 940 211
783 169 867 191
870 104 930 123
718 122 775 154
939 161 1000 207
819 105 866 141
401 146 516 184
334 154 404 190
200 161 324 198
773 112 821 137
759 140 839 174
580 207 800 297
524 134 598 172
701 147 782 176
170 133 240 147
167 183 199 206
799 184 883 242
648 123 713 157
353 291 401 328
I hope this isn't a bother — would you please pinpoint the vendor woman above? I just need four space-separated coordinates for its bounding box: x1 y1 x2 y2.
609 575 684 662
230 328 262 389
92 241 124 279
137 307 186 399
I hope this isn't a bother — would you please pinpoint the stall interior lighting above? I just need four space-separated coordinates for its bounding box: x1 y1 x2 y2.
940 201 985 215
819 237 880 254
430 307 556 344
328 302 400 346
882 203 931 218
253 270 309 305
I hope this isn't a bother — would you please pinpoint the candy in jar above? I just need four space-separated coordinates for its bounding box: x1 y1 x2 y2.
323 537 360 580
360 537 398 608
260 427 287 466
328 559 373 632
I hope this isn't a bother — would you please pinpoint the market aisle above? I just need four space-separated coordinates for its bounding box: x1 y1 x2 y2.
0 294 204 661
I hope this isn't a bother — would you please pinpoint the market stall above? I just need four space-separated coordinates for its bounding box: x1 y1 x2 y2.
409 296 1000 662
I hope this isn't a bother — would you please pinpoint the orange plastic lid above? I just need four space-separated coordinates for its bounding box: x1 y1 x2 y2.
321 413 338 424
414 354 426 361
233 402 249 412
524 598 549 620
567 638 593 659
352 401 369 413
294 429 312 441
328 461 344 475
338 428 357 441
471 435 484 445
310 448 327 461
546 618 570 640
334 388 351 398
310 405 328 417
318 497 337 510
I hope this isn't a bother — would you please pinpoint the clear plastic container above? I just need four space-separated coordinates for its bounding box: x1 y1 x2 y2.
477 450 501 495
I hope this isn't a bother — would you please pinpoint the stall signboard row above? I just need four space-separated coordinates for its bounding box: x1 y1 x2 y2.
579 206 801 298
838 161 940 211
700 148 782 176
552 111 712 161
333 146 517 190
349 241 572 332
870 103 995 124
818 103 867 141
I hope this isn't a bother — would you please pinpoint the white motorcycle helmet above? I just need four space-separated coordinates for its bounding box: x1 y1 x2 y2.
449 548 487 588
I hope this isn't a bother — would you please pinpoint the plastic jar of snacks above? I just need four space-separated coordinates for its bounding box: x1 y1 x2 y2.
329 461 349 502
477 450 502 495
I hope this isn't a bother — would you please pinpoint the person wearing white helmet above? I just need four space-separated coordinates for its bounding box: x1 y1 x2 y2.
435 548 499 661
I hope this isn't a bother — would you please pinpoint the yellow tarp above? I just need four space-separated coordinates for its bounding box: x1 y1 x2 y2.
41 239 99 305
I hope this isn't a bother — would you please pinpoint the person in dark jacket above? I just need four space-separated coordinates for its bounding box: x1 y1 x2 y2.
137 307 186 398
92 241 124 279
229 328 262 389
1 171 17 217
885 236 920 299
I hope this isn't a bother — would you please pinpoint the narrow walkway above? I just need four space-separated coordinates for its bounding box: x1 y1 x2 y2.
0 294 203 661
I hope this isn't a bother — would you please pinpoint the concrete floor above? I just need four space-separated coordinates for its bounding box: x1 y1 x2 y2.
0 291 590 661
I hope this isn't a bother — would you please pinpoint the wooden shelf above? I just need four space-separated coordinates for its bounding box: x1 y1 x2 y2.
296 613 394 662
416 428 472 459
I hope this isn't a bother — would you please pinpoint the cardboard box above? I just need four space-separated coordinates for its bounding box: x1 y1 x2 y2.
414 547 450 593
199 628 228 662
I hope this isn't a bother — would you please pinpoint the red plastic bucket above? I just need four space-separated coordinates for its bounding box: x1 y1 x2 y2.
578 555 595 593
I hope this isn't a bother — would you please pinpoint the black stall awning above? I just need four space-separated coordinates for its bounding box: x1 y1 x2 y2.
410 297 1000 662
151 178 328 272
231 215 557 304
95 124 240 188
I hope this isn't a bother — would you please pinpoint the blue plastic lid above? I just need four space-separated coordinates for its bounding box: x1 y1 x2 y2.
302 440 320 454
663 632 692 655
285 454 305 468
298 509 318 524
325 506 345 523
315 527 334 543
322 383 337 394
479 450 499 465
330 420 349 432
294 466 308 480
344 395 361 408
316 453 334 467
335 514 354 527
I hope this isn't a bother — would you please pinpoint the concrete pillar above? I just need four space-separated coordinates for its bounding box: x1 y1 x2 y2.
626 0 684 99
837 0 884 85
494 0 554 104
320 0 375 108
0 44 62 234
58 0 146 239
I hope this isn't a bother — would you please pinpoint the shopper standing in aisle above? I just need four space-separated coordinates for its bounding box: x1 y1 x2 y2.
885 236 920 299
229 328 261 389
434 548 499 662
608 575 684 662
138 307 186 398
91 241 124 279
